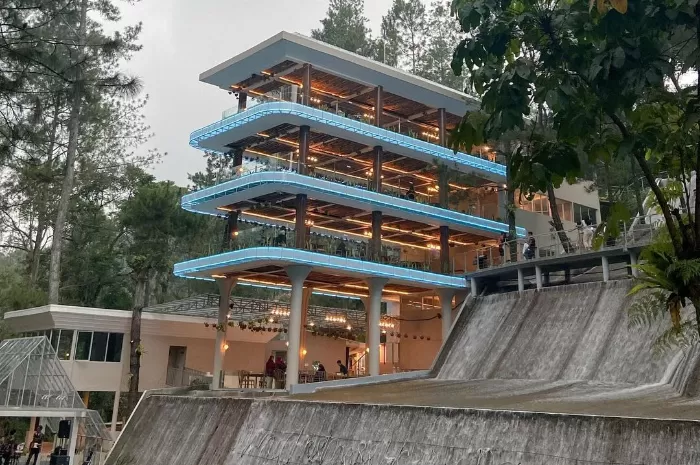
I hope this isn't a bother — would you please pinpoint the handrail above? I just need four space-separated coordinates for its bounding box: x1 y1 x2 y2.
468 213 661 273
189 101 506 178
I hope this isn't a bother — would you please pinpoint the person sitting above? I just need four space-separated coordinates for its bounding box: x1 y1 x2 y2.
337 360 348 376
314 364 327 382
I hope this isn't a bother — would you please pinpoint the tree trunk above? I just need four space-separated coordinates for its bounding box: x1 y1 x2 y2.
127 271 148 414
604 161 612 202
507 183 518 262
630 157 645 217
546 183 574 253
47 0 88 304
30 97 61 284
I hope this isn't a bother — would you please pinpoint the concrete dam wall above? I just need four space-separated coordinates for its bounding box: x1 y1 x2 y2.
107 282 700 465
437 281 700 390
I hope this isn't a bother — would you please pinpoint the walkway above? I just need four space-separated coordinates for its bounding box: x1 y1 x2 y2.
466 217 658 292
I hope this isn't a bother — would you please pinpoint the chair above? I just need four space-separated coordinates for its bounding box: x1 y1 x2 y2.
238 370 255 389
273 369 286 389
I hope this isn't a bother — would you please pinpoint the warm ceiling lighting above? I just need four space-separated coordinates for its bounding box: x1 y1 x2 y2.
325 315 347 324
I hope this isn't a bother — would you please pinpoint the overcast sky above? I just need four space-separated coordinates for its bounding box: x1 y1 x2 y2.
118 0 401 186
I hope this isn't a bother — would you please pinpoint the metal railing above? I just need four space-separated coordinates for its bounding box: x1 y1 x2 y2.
216 90 498 153
165 366 211 388
469 213 661 272
195 223 460 275
194 162 485 211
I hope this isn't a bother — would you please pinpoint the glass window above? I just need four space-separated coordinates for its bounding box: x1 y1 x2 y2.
57 330 74 361
106 334 123 363
76 332 92 360
90 332 108 362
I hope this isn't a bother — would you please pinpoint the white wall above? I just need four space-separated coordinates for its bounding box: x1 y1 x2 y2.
555 181 602 222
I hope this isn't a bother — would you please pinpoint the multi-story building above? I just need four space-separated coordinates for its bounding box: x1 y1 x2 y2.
176 31 541 390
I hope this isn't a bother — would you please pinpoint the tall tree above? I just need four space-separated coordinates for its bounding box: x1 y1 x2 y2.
311 0 374 56
47 0 142 304
450 0 700 328
383 0 429 73
120 181 203 412
419 1 464 89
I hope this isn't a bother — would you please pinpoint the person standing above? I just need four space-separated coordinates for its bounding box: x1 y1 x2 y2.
274 357 287 389
26 425 42 465
2 430 15 465
264 355 276 389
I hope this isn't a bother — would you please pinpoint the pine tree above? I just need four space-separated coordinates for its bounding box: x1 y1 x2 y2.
311 0 373 56
383 0 428 73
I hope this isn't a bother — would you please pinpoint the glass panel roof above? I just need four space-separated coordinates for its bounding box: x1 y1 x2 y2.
0 337 111 439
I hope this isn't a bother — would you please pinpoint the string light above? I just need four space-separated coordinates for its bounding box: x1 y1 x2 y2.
271 309 290 317
325 315 347 324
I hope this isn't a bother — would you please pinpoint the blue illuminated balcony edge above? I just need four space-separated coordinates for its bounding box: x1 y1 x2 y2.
182 171 526 238
174 247 467 289
189 102 506 178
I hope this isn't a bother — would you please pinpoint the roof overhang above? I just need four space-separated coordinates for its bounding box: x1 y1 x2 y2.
200 31 478 117
183 171 524 238
174 247 467 291
190 102 505 182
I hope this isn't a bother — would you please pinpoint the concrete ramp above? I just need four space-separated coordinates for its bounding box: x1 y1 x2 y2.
107 281 700 465
108 395 252 465
108 395 700 464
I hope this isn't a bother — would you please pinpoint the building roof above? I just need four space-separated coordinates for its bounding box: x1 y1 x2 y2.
199 31 478 121
4 296 372 334
0 337 110 439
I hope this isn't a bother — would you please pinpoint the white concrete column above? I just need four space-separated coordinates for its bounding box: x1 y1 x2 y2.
213 277 236 390
437 289 456 341
517 268 525 293
110 389 120 434
602 255 610 282
366 277 388 377
535 266 543 290
67 417 78 465
630 252 639 278
286 266 311 389
470 277 478 296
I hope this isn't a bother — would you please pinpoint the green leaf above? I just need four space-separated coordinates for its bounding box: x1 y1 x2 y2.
612 47 625 68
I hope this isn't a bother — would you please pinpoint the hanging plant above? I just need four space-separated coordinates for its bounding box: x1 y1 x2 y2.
437 313 442 319
390 332 395 337
239 322 247 330
204 322 209 328
413 335 417 339
420 336 425 340
427 337 431 341
283 329 288 333
228 321 235 328
404 334 408 338
267 327 272 332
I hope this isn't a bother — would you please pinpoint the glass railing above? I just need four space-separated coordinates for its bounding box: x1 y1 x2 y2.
194 223 456 275
189 163 465 212
468 214 661 272
193 99 506 176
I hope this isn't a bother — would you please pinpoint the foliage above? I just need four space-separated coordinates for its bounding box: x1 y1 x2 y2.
311 0 375 56
449 0 700 330
383 0 429 73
